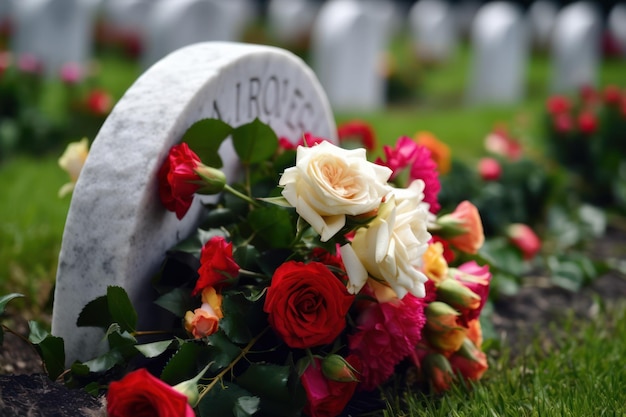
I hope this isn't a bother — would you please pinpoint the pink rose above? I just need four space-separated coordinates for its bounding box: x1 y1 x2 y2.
506 223 541 260
301 356 360 417
477 157 502 181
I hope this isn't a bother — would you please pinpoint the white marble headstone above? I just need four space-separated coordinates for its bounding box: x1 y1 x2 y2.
101 0 155 48
549 2 601 93
409 0 457 62
310 0 391 112
267 0 320 46
527 0 558 50
52 42 337 365
141 0 253 69
609 4 626 57
466 2 529 105
11 0 99 77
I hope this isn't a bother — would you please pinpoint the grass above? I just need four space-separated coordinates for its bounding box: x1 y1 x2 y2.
383 301 626 416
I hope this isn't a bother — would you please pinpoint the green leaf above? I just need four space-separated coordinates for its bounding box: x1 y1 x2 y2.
220 294 253 344
257 196 292 208
231 118 278 165
136 340 174 358
248 206 294 248
107 286 138 334
160 341 203 385
81 349 125 373
236 363 306 417
0 293 23 314
182 118 233 168
28 321 65 380
204 330 242 371
155 288 195 318
233 244 260 271
198 382 255 417
76 295 112 329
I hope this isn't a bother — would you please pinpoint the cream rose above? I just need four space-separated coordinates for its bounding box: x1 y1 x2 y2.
58 137 90 197
279 141 392 242
341 180 431 298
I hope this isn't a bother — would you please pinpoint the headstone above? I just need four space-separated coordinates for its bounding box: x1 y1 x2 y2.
608 3 626 56
549 2 601 93
527 0 558 50
100 0 156 53
466 2 529 105
52 42 337 365
142 0 254 68
310 0 391 111
453 0 480 38
267 0 320 46
11 0 99 77
409 0 457 62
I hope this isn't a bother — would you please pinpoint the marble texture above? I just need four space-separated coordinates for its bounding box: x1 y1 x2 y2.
52 42 336 365
466 2 529 105
549 2 601 93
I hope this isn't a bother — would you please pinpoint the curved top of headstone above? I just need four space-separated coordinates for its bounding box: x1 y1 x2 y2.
52 41 337 365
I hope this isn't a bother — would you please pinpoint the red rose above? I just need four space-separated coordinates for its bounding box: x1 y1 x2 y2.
193 236 239 296
263 261 354 349
301 356 361 417
107 368 195 417
86 88 113 116
158 143 202 220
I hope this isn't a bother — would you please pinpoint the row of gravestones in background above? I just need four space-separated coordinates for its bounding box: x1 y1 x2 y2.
5 0 622 111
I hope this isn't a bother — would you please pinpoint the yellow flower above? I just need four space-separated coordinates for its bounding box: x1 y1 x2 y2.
58 138 89 197
422 242 448 284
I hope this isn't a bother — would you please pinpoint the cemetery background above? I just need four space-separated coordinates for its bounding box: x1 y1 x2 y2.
0 0 626 416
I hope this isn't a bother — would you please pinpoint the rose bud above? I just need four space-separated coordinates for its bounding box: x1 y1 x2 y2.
422 353 454 393
184 302 221 339
194 164 226 195
425 301 467 353
448 338 489 382
477 157 502 181
506 223 541 260
172 364 211 407
436 278 481 312
321 354 360 382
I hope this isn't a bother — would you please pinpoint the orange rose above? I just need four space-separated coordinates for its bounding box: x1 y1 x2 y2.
438 201 484 254
184 302 220 339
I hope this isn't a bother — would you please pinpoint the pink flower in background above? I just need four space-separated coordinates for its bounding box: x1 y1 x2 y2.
484 127 522 161
17 53 42 74
349 292 426 391
301 356 360 417
409 145 441 213
59 62 83 84
477 157 502 181
337 120 376 150
507 223 541 260
553 112 573 134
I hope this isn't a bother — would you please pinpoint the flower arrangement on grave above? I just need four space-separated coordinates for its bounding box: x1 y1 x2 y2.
57 118 492 417
544 84 626 212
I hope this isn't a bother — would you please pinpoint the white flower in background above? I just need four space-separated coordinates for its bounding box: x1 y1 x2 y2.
341 180 431 298
58 138 89 198
279 141 392 242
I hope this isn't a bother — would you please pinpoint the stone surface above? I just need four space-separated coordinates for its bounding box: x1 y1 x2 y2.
311 0 391 111
101 0 155 49
466 2 529 105
267 0 320 46
549 2 601 93
10 0 99 77
608 3 626 56
141 0 254 68
52 42 337 366
527 0 558 50
409 0 457 63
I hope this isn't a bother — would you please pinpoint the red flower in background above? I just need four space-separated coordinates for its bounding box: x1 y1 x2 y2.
484 127 522 161
602 85 622 105
337 120 376 150
577 110 597 134
477 157 502 181
546 95 571 115
107 369 194 417
553 112 573 134
506 223 541 260
86 88 113 116
193 236 239 295
301 356 361 417
157 142 203 219
264 261 354 349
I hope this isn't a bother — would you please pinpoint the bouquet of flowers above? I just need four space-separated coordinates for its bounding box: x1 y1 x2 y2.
66 119 492 417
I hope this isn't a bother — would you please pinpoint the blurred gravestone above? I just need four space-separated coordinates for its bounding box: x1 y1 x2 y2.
101 0 155 54
527 0 558 50
467 2 529 105
311 0 391 111
142 0 254 68
409 0 457 63
609 4 626 57
549 2 601 93
453 0 480 38
52 42 337 365
267 0 320 47
11 0 99 77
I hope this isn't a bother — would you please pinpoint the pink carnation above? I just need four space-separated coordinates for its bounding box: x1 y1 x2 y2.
349 294 426 391
408 145 441 213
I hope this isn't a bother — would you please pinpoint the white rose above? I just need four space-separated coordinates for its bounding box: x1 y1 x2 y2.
279 141 392 242
58 137 90 197
341 180 431 298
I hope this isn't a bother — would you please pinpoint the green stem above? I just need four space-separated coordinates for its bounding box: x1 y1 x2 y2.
223 184 260 207
196 327 269 403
